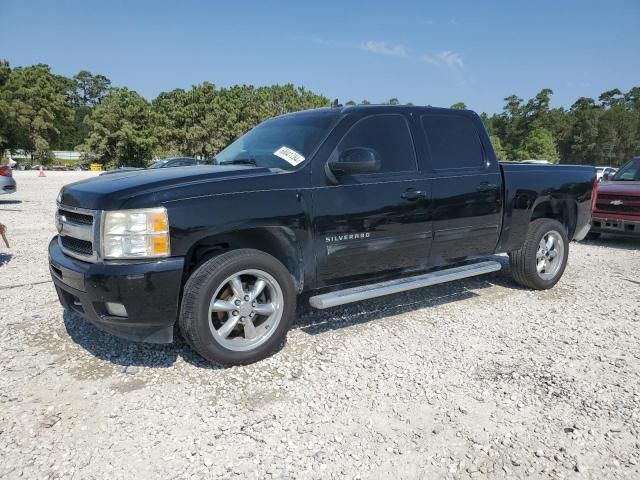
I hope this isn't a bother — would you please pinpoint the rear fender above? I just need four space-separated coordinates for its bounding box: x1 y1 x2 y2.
529 197 578 239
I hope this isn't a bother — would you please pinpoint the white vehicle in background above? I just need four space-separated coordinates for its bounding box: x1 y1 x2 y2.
596 166 617 181
519 159 551 164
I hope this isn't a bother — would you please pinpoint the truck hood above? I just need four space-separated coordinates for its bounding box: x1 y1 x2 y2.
59 165 275 210
597 180 640 196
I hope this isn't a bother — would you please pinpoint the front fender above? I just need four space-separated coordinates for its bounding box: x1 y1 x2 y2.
165 189 313 291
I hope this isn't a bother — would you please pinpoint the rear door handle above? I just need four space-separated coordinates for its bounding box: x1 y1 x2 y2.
476 182 498 192
401 189 427 201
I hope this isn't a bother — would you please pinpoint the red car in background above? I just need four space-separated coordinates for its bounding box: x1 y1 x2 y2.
589 157 640 239
0 165 17 195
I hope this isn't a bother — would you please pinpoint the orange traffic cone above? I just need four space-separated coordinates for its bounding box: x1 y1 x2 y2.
39 166 46 177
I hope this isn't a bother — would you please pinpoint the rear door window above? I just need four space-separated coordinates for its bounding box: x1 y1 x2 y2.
421 114 484 170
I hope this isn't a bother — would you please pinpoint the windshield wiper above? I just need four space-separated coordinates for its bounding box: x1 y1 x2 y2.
219 158 258 167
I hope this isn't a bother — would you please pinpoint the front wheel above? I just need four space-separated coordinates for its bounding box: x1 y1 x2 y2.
509 218 569 290
179 249 296 366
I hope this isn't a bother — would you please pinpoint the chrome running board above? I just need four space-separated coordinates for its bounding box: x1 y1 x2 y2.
309 260 501 309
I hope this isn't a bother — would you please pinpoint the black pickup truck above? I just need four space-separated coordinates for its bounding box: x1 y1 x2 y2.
50 105 596 365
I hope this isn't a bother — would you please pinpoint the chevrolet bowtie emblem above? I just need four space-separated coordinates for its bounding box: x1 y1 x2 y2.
610 200 624 206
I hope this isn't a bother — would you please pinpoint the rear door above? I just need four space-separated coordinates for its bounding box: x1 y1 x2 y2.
420 113 502 263
311 113 432 286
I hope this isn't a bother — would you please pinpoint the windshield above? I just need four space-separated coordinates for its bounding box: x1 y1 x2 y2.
214 110 339 171
612 158 640 181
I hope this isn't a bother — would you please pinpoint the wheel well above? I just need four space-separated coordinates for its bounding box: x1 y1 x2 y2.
183 228 303 292
530 199 578 238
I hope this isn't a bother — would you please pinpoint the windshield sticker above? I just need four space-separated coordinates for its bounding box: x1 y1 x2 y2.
274 146 305 166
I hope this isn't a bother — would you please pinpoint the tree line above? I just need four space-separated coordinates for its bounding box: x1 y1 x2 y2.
0 60 638 167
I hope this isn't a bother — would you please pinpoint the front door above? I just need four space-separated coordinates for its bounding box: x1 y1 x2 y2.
311 113 433 286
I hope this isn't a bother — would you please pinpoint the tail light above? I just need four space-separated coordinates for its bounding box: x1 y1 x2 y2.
591 176 598 211
0 166 12 177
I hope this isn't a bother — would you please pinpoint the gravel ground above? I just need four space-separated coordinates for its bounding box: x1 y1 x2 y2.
1 170 639 480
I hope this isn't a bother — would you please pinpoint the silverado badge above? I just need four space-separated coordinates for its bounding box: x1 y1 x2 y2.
325 232 371 243
610 200 624 206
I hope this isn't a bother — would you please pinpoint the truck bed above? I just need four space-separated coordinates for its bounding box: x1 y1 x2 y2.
496 162 596 253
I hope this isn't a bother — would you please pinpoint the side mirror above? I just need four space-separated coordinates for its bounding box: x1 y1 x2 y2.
328 147 381 176
602 172 610 181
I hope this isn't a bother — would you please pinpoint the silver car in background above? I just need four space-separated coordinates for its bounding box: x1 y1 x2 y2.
596 166 617 181
0 165 17 195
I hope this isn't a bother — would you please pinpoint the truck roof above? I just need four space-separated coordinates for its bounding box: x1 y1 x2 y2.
339 104 474 115
276 104 478 122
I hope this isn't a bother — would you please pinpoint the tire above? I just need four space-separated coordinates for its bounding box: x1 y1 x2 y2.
585 231 601 240
179 249 296 366
509 218 569 290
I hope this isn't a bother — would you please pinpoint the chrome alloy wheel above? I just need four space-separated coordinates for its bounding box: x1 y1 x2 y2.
535 230 565 281
208 269 284 352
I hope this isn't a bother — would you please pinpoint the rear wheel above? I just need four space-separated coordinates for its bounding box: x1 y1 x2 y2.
179 249 296 366
509 218 569 290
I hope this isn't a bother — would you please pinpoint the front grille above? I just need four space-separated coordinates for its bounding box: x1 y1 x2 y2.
61 236 93 256
57 204 98 262
596 203 640 214
59 208 93 225
597 194 640 202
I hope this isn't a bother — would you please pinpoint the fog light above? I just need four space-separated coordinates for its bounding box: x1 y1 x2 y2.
105 302 128 317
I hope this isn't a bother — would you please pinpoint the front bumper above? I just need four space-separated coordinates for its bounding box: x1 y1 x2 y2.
48 236 184 343
591 216 640 236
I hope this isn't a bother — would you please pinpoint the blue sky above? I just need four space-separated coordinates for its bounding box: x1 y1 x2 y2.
2 0 639 113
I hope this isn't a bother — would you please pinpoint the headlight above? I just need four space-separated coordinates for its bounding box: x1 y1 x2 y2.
102 207 170 259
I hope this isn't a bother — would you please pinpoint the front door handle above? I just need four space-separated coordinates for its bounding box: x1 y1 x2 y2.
401 189 427 201
476 182 498 192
